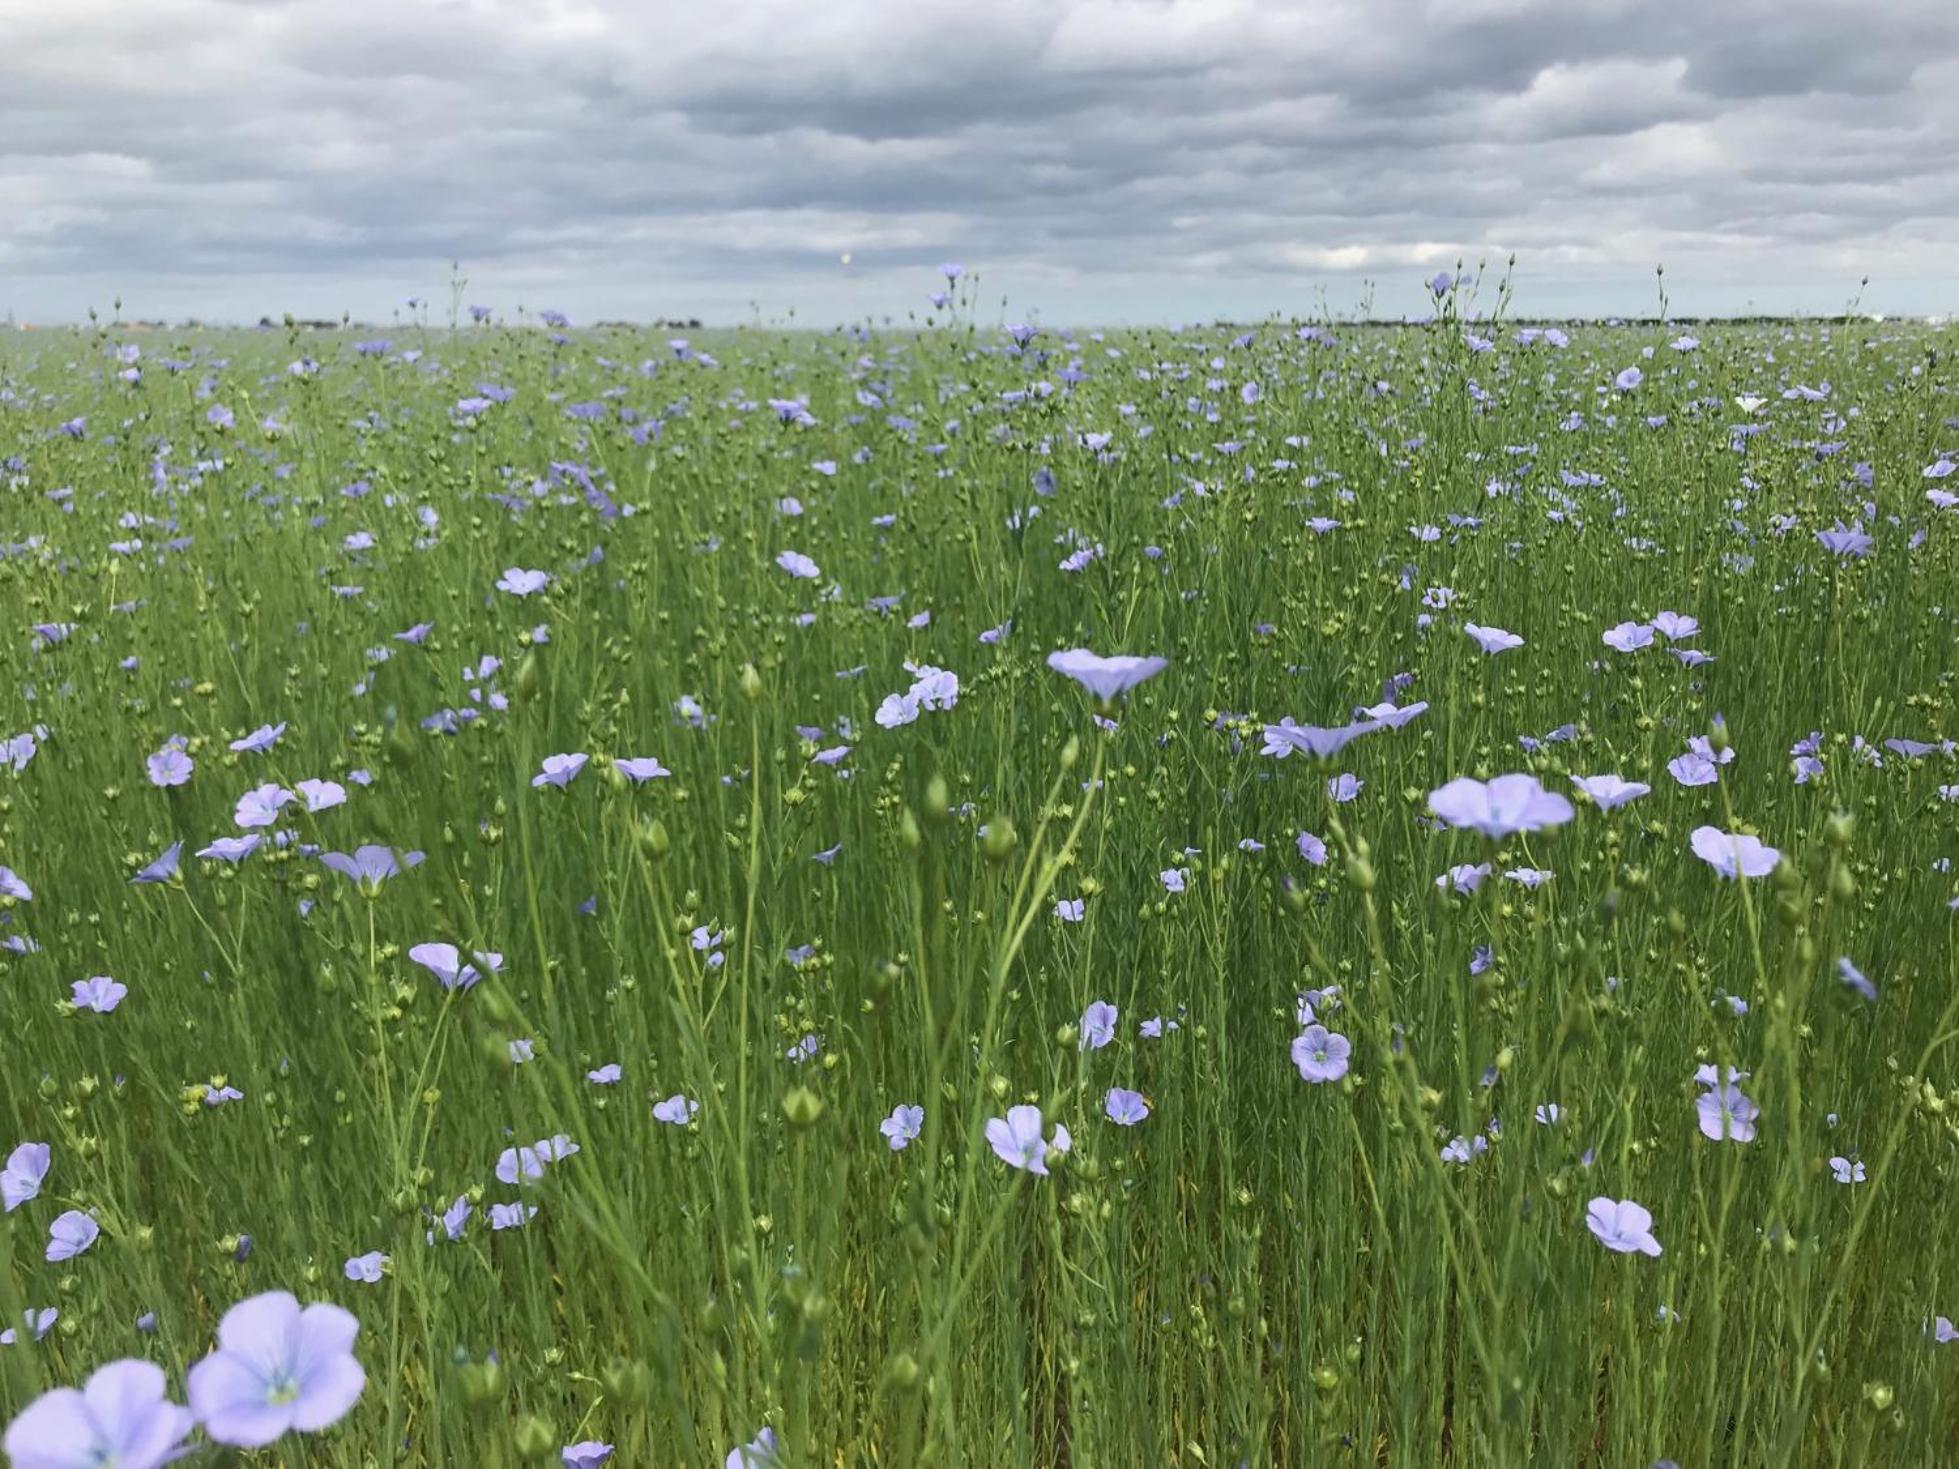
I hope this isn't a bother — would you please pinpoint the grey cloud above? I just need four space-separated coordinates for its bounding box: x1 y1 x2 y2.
0 0 1954 322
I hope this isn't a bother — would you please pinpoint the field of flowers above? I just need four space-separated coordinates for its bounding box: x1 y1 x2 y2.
2 285 1958 1467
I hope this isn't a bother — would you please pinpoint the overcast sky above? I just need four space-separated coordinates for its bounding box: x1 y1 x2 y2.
3 0 1957 325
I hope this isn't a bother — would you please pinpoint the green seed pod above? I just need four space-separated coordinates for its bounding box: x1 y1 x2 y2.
982 817 1018 863
513 1414 556 1460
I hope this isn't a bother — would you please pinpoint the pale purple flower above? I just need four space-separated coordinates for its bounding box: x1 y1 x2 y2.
1689 826 1780 879
1667 753 1718 788
3 1142 50 1212
1614 366 1644 392
1586 1197 1662 1256
985 1104 1062 1176
497 567 550 596
72 976 127 1013
615 756 670 782
0 865 29 902
0 1308 58 1346
342 1252 387 1283
489 1203 536 1230
1651 610 1699 640
1816 522 1872 558
318 845 424 887
1261 718 1379 760
1326 773 1362 803
564 1443 616 1469
653 1094 699 1126
1160 867 1189 894
1837 956 1877 1002
1829 1156 1865 1184
46 1209 99 1261
296 779 345 813
533 753 588 789
1464 623 1524 655
1291 1025 1351 1083
880 1104 924 1151
1296 831 1328 865
228 723 286 755
2 1358 194 1469
1437 862 1493 895
1053 897 1085 922
133 842 184 884
1571 774 1650 811
587 1063 622 1085
776 550 821 580
408 943 502 992
234 784 295 828
1080 1000 1117 1050
1105 1087 1150 1125
186 1291 365 1448
1428 774 1574 838
147 745 194 787
1695 1081 1760 1143
1045 649 1168 700
1602 621 1654 652
727 1427 780 1469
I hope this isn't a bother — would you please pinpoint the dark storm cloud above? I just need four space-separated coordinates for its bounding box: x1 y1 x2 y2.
0 0 1954 322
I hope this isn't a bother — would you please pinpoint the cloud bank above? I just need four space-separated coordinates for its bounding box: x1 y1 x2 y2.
2 0 1955 322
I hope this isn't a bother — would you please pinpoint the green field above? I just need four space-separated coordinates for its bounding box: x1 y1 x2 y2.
3 303 1958 1466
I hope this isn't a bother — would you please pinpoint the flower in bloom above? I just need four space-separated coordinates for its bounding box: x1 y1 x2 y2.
533 753 588 789
1689 826 1780 879
1080 1000 1117 1050
587 1064 622 1085
1105 1087 1150 1125
1570 774 1650 811
1695 1078 1760 1143
496 567 550 596
727 1427 780 1468
653 1095 699 1126
1464 623 1524 654
3 1141 50 1211
72 976 127 1013
318 845 424 888
342 1252 387 1283
1651 610 1699 640
1837 956 1877 1002
147 745 194 788
985 1105 1069 1176
1053 897 1085 922
186 1291 365 1448
1438 862 1493 894
615 756 670 782
1296 831 1328 865
1586 1197 1662 1256
1262 718 1380 760
1428 774 1574 838
1160 866 1189 893
1291 1025 1351 1083
228 723 286 755
46 1210 99 1261
296 779 345 813
1044 649 1168 701
564 1443 616 1469
2 1358 194 1469
1829 1156 1866 1184
408 943 502 992
775 550 821 580
132 841 184 885
1602 621 1654 652
880 1104 924 1151
235 784 295 828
